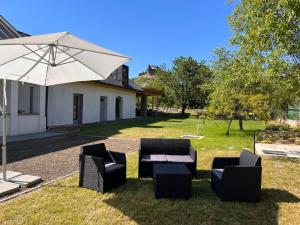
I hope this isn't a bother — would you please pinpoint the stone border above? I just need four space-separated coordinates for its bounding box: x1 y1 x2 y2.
0 171 78 204
255 143 300 158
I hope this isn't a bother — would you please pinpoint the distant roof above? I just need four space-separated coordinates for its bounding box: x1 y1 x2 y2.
141 87 162 96
0 15 22 39
148 65 159 70
17 30 30 37
94 79 144 93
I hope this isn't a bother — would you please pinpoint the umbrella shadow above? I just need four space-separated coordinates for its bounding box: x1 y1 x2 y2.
0 113 192 165
102 177 299 225
0 134 106 164
78 113 188 137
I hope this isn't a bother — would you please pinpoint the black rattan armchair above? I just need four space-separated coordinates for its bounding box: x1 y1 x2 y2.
79 143 126 193
211 150 262 202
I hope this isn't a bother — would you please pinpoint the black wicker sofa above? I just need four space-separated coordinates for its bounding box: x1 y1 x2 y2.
138 138 197 178
79 143 126 193
211 149 262 202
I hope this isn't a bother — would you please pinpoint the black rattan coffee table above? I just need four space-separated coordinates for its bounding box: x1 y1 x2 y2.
153 163 192 199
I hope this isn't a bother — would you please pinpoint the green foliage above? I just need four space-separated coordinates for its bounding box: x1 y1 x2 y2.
209 0 300 134
131 76 155 88
257 123 300 144
266 124 290 131
228 0 300 111
155 57 211 115
229 0 300 64
208 48 271 135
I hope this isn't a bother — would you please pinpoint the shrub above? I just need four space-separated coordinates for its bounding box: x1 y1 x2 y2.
266 124 290 131
293 127 300 132
288 137 296 143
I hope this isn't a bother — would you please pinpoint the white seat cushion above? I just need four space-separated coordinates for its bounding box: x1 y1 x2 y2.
165 155 194 163
141 154 167 162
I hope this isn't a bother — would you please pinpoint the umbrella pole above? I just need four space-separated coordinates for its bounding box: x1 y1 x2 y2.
196 114 200 136
2 79 7 181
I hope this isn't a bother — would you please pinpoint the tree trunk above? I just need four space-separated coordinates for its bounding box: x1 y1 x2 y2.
239 118 244 131
181 104 186 116
226 119 233 136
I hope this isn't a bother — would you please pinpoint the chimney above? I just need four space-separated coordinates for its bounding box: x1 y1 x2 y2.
122 65 129 87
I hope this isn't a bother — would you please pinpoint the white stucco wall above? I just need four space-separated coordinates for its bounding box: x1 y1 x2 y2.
18 115 45 134
18 83 40 114
47 82 136 127
0 80 46 136
0 79 136 136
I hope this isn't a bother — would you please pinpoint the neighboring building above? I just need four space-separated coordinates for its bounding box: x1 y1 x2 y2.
138 65 159 78
0 15 151 136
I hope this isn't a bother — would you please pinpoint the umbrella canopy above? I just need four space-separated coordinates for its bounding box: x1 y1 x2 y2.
0 32 130 85
0 32 131 182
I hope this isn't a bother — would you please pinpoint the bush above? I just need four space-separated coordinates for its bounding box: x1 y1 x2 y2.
288 137 296 143
293 127 300 132
265 124 290 131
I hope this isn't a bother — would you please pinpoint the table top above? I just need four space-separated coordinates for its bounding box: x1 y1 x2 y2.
153 163 191 175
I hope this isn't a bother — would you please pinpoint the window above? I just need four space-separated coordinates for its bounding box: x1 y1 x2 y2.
73 95 78 120
73 94 83 124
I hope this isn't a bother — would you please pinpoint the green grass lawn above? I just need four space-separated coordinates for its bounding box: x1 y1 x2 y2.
0 152 299 225
1 115 299 225
80 115 265 151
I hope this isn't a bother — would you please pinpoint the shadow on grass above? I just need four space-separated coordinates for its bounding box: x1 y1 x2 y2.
102 178 299 225
0 135 106 164
0 113 189 164
195 169 211 179
78 113 190 137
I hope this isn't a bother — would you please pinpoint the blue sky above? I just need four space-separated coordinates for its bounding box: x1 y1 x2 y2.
1 1 236 77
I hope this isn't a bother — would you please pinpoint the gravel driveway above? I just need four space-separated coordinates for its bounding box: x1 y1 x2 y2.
0 135 139 183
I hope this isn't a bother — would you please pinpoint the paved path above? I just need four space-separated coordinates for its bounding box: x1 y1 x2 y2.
256 143 300 157
0 135 139 183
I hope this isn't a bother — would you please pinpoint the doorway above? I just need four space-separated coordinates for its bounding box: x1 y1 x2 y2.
115 96 123 119
73 94 83 124
100 96 107 121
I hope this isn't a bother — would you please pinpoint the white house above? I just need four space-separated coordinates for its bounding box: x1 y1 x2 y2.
46 78 139 127
0 15 151 136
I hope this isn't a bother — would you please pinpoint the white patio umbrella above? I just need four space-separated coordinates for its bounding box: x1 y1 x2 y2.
0 32 130 181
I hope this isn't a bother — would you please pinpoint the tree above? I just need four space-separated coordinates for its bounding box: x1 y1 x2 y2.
209 48 271 135
131 76 155 88
155 57 211 116
228 0 300 113
209 0 300 135
229 0 300 64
